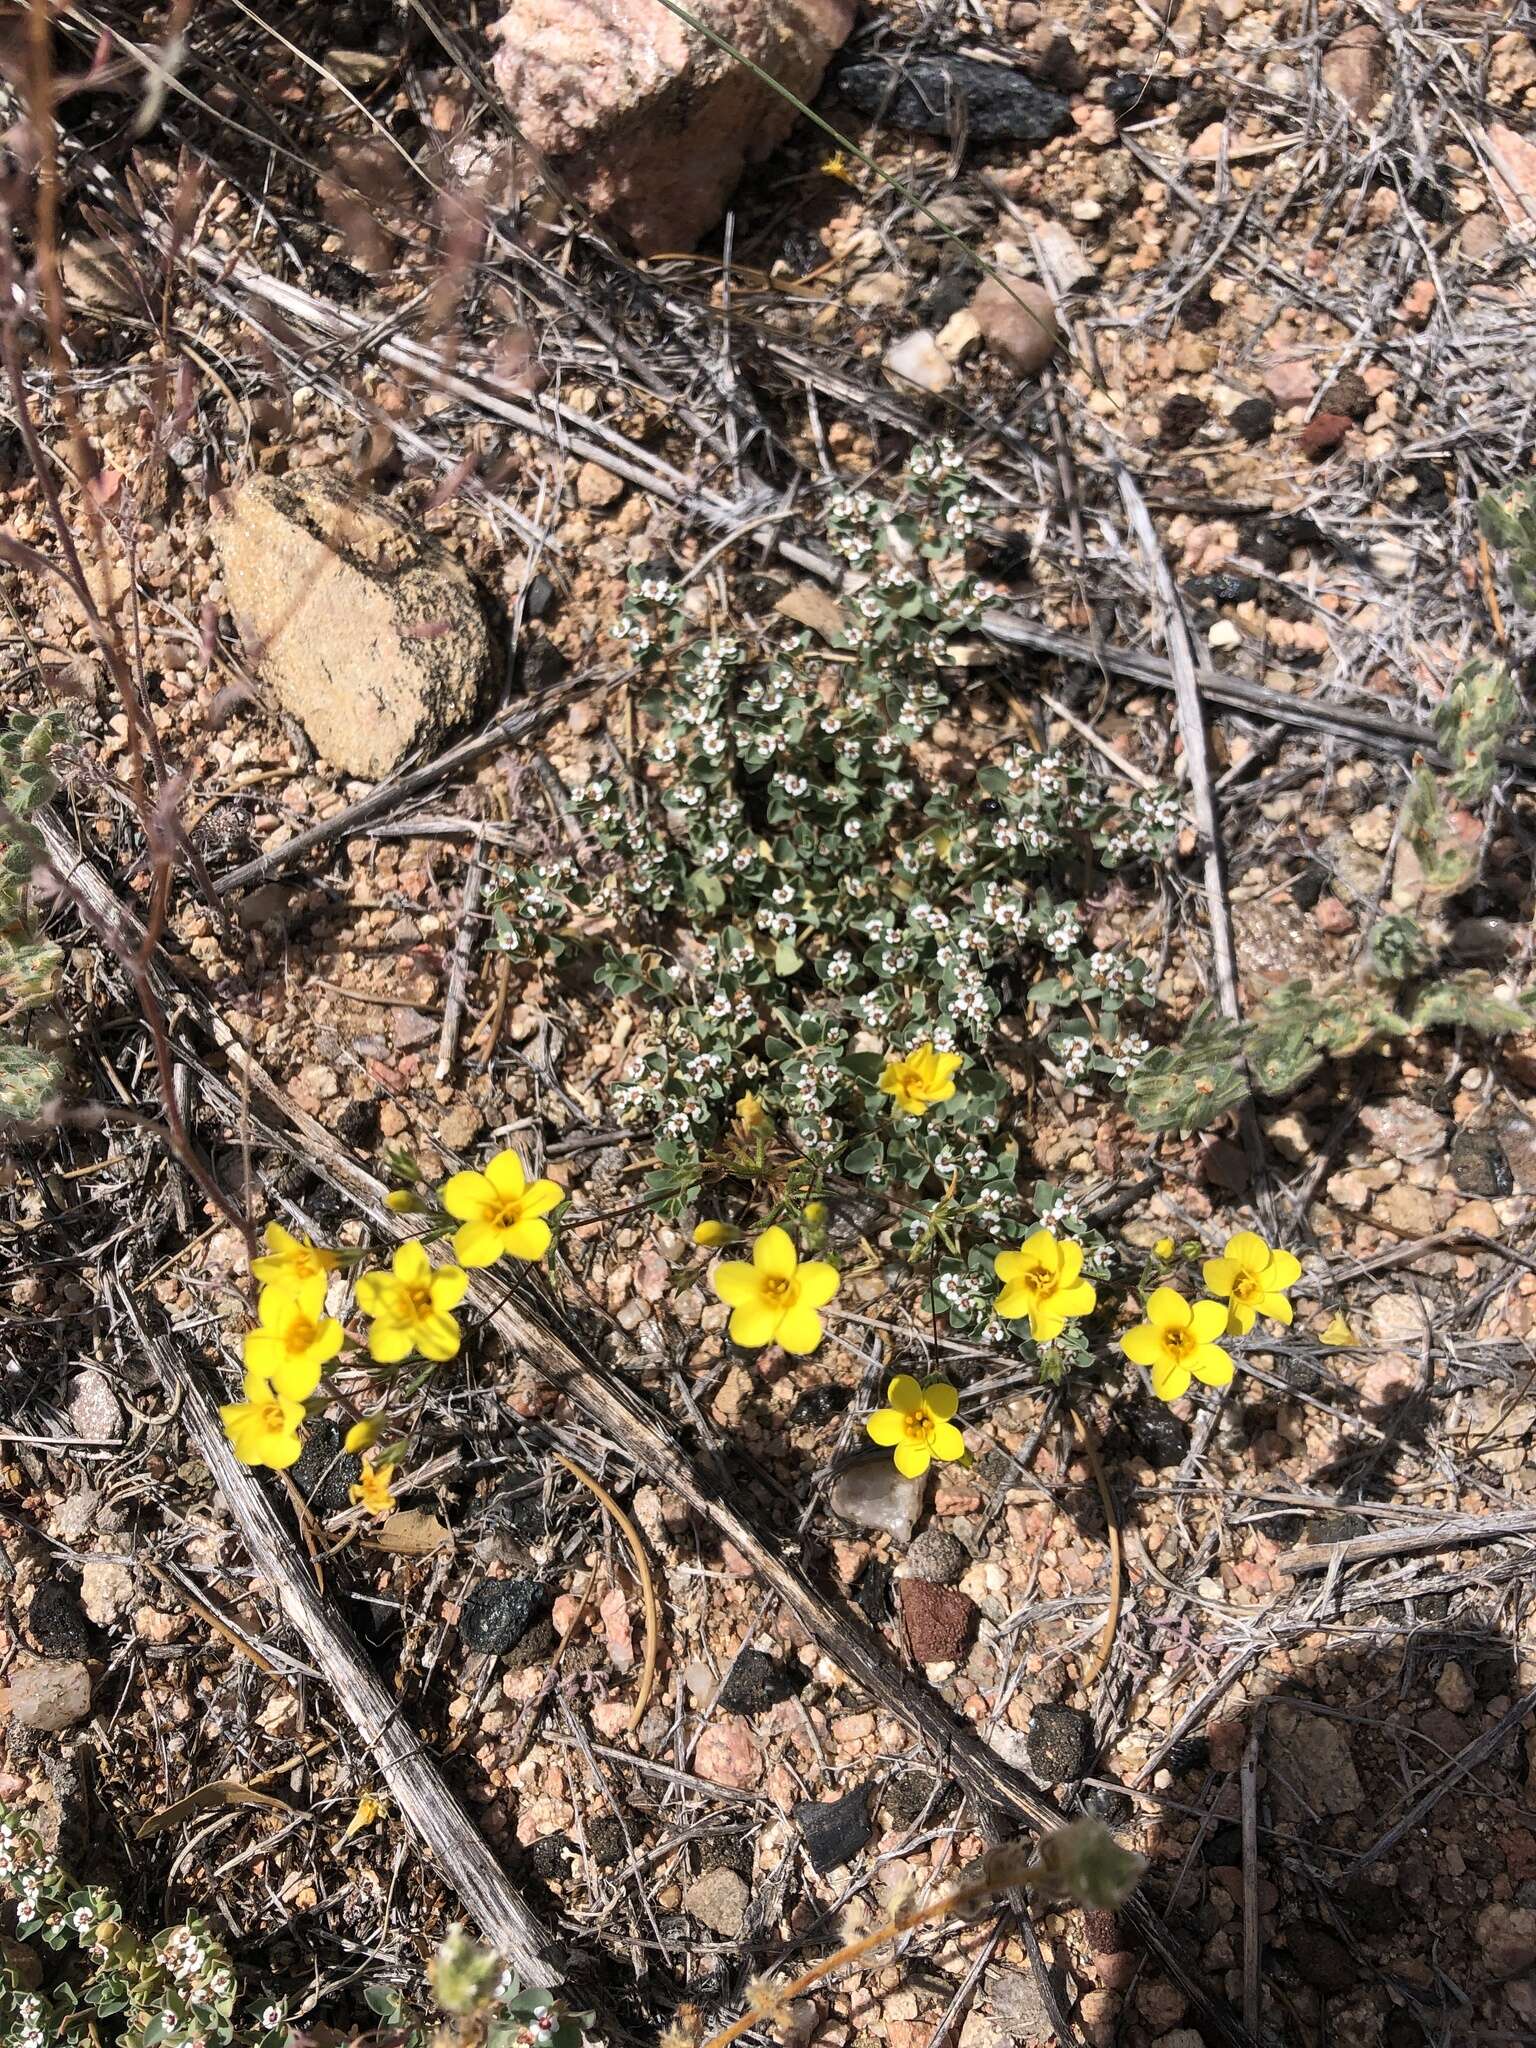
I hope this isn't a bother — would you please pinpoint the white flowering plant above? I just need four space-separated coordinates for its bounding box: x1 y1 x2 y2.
490 447 1188 1339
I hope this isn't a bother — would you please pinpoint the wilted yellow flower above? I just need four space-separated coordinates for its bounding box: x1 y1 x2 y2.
355 1241 467 1362
1121 1289 1233 1403
339 1790 386 1844
251 1222 336 1295
220 1374 306 1470
242 1274 343 1399
735 1091 771 1134
350 1458 399 1516
1319 1312 1356 1347
993 1229 1097 1343
1202 1231 1301 1334
692 1220 743 1248
344 1416 384 1453
442 1149 562 1266
878 1042 963 1117
821 149 854 182
709 1225 839 1354
865 1375 965 1478
1153 1237 1176 1262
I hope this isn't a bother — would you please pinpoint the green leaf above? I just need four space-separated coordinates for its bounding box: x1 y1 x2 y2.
1432 654 1520 804
772 938 802 975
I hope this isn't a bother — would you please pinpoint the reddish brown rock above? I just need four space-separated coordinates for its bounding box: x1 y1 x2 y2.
1321 22 1387 118
897 1578 978 1664
970 276 1060 375
489 0 856 253
1299 411 1352 457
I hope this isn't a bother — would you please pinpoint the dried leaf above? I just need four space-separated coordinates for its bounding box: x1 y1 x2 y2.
773 583 848 645
373 1508 452 1555
136 1780 291 1838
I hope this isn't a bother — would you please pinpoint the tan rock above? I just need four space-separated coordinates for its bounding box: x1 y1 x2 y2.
214 475 489 781
575 460 625 509
970 276 1059 375
4 1659 91 1732
488 0 856 253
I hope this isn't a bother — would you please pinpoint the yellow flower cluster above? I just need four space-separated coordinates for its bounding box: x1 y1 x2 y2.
220 1150 564 1472
1121 1232 1298 1403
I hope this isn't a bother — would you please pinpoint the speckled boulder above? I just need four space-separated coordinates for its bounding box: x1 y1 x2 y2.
488 0 856 253
214 475 488 781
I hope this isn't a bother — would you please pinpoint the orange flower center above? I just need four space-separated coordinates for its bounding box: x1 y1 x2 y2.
759 1272 795 1305
1162 1326 1194 1360
257 1400 287 1431
1230 1271 1263 1304
489 1195 525 1231
283 1317 319 1358
1020 1261 1056 1295
404 1280 433 1319
902 1411 935 1445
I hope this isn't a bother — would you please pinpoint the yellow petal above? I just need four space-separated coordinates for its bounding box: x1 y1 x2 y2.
344 1418 384 1452
519 1178 564 1219
1056 1239 1084 1287
483 1150 528 1199
1266 1248 1302 1289
1146 1286 1192 1331
1202 1257 1238 1296
366 1320 414 1365
414 1309 461 1362
1021 1228 1060 1272
710 1261 761 1307
1030 1308 1066 1344
1223 1231 1271 1275
1255 1291 1293 1326
452 1218 505 1267
431 1265 469 1312
993 1248 1025 1283
775 1304 824 1355
1319 1312 1355 1347
1150 1358 1192 1402
1055 1278 1097 1320
1188 1298 1231 1344
893 1439 932 1479
866 1409 904 1447
1120 1324 1164 1369
754 1226 797 1279
794 1260 840 1309
354 1270 396 1318
920 1380 958 1421
242 1329 282 1378
394 1240 430 1286
728 1300 780 1349
441 1171 494 1223
266 1351 325 1401
259 1429 305 1471
887 1374 923 1414
1225 1300 1257 1336
928 1420 966 1463
1191 1344 1234 1387
994 1280 1033 1320
501 1216 552 1262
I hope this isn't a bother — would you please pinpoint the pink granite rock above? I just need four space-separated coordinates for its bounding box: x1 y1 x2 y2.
488 0 856 252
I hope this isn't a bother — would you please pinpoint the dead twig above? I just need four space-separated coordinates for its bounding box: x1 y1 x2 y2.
550 1447 661 1736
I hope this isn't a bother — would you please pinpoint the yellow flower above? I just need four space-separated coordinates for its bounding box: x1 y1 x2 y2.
441 1149 562 1266
878 1042 963 1117
1319 1312 1356 1347
803 1200 828 1226
993 1229 1097 1343
339 1790 386 1844
385 1188 420 1214
1121 1288 1234 1403
1153 1237 1176 1262
866 1375 966 1479
350 1457 398 1516
736 1091 771 1134
242 1274 344 1399
344 1416 384 1453
821 149 854 182
251 1222 336 1295
1201 1231 1301 1335
355 1241 467 1363
709 1225 839 1354
693 1220 743 1249
220 1374 306 1470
